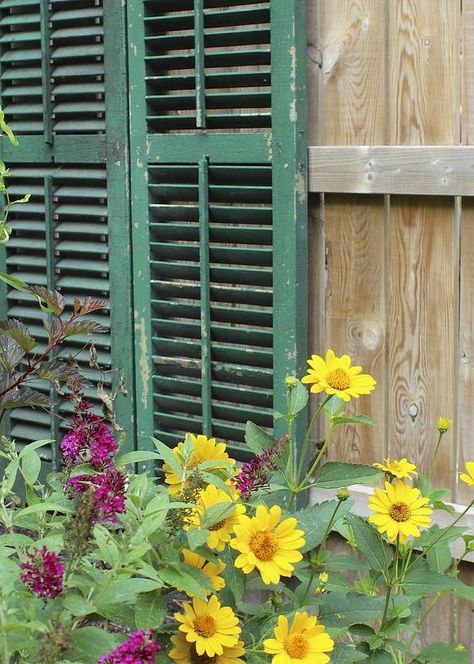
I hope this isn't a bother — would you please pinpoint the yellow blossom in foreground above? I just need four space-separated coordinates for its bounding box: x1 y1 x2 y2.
301 349 376 402
230 504 305 585
175 595 241 658
373 457 417 480
368 480 432 543
181 549 226 596
186 484 246 552
264 612 334 664
437 417 453 434
164 434 236 495
169 632 245 664
460 462 474 487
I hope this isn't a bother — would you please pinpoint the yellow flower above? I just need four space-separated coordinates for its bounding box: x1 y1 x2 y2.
230 504 305 585
301 349 376 402
368 480 433 543
373 457 417 480
437 417 453 434
164 434 236 495
181 550 226 596
169 632 245 664
315 571 329 594
186 484 246 552
263 612 334 664
459 461 474 487
175 595 241 658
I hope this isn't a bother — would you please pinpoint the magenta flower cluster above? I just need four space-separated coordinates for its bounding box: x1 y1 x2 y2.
20 546 64 600
98 630 161 664
234 436 287 499
60 394 127 524
67 467 127 523
60 407 117 469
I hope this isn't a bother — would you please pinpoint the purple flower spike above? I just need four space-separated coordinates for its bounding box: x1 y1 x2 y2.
98 630 161 664
20 546 64 600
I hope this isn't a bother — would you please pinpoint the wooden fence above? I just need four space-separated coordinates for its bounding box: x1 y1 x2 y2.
307 0 474 652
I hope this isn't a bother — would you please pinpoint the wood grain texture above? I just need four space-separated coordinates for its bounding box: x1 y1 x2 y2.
314 0 387 145
388 198 457 488
325 194 386 464
308 146 474 196
387 0 461 145
458 200 474 505
462 0 474 145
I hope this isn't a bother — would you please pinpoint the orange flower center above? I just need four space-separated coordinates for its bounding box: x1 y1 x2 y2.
284 634 309 659
326 368 351 391
193 614 217 638
250 531 278 561
389 502 411 522
189 649 216 664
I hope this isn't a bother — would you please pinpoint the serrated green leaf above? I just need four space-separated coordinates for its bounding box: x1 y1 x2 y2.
288 380 308 416
152 437 182 478
345 515 393 577
296 499 353 552
0 319 36 352
135 590 166 630
318 592 385 628
416 643 469 664
332 414 376 426
115 450 161 467
403 569 462 596
331 643 369 664
20 449 41 485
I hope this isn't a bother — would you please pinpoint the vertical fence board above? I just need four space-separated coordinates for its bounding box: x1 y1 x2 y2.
462 0 474 144
387 0 461 145
325 195 386 464
316 0 386 145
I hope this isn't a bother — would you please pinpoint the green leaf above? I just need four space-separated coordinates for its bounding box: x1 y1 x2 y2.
452 582 474 602
426 540 452 573
345 515 393 577
97 578 162 605
332 414 376 426
18 439 53 458
135 590 166 630
244 421 275 455
68 627 121 664
20 449 41 485
158 566 209 600
0 108 18 145
0 319 36 352
318 592 385 628
326 554 368 572
356 645 393 664
12 502 71 523
323 395 345 417
415 643 469 664
222 548 245 604
331 644 369 664
296 499 353 552
403 569 462 597
93 525 121 568
288 380 308 416
200 501 237 530
115 451 161 467
313 462 382 488
63 594 97 617
152 437 182 477
187 528 210 551
0 333 24 372
0 386 50 411
417 525 467 549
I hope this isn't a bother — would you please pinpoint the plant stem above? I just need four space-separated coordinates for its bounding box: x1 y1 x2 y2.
380 583 393 632
298 424 335 490
427 431 444 483
294 395 330 488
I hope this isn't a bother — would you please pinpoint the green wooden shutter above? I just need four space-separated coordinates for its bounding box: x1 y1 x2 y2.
0 0 134 461
129 0 308 457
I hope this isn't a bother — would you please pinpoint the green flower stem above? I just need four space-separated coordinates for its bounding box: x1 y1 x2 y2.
298 424 335 491
380 582 393 632
427 431 444 483
294 395 331 488
300 567 316 607
394 498 474 584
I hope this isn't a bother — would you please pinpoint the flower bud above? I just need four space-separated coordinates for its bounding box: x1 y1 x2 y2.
437 417 453 434
337 487 349 501
284 375 297 389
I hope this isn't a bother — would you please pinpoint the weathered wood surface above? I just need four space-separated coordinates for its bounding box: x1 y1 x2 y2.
308 0 472 650
308 146 474 196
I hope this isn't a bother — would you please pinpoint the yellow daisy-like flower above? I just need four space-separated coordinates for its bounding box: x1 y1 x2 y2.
186 484 246 552
164 434 236 495
459 461 474 487
263 612 334 664
373 457 417 480
181 549 226 596
230 504 305 585
301 349 376 402
437 417 453 434
169 632 245 664
368 480 433 543
175 595 241 658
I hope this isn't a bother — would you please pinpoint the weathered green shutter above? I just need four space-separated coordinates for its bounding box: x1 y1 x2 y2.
129 0 308 456
0 0 134 460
